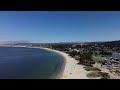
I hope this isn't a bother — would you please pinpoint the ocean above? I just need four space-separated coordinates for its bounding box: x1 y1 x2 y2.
0 46 64 79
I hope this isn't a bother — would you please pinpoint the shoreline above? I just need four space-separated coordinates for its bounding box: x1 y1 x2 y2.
39 47 89 79
1 46 89 79
17 47 120 79
39 47 66 79
0 46 120 79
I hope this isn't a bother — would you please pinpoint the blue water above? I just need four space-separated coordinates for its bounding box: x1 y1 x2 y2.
0 47 64 79
112 52 120 60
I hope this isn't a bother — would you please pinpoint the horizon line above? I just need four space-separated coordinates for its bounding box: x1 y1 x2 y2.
0 39 120 44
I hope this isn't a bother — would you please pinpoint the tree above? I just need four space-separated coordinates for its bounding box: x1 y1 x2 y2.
78 52 93 66
69 51 78 57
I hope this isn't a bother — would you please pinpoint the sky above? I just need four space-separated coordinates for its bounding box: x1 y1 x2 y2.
0 11 120 43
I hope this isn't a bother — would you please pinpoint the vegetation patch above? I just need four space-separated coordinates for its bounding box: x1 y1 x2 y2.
77 52 95 66
92 56 101 62
84 66 101 71
100 52 112 56
98 72 110 79
86 71 110 79
92 56 105 65
86 72 101 78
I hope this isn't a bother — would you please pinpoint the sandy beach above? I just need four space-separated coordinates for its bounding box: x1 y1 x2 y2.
2 46 90 79
38 47 90 79
2 46 119 79
2 46 89 79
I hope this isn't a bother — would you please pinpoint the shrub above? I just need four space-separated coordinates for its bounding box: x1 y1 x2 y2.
84 66 101 71
98 72 110 79
100 52 112 56
91 61 95 64
86 72 101 78
86 71 110 79
98 60 105 65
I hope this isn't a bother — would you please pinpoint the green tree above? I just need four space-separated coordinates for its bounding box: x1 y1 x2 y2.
78 52 93 66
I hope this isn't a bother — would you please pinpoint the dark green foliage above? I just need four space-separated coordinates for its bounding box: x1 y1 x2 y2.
78 52 94 66
91 61 95 64
84 66 101 71
100 52 112 55
98 60 105 65
98 72 110 79
86 71 110 79
69 51 78 57
94 52 98 56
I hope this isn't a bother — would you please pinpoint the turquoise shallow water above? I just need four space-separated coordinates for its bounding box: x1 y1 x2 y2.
0 47 64 79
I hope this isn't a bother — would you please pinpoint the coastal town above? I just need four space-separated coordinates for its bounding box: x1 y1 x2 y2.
45 41 120 79
1 11 120 79
2 40 120 79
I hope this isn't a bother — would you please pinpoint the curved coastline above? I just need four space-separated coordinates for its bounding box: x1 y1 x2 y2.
39 47 66 79
0 46 89 79
0 46 65 79
38 47 89 79
28 47 66 79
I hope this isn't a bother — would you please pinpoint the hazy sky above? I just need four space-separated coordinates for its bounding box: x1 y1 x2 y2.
0 11 120 43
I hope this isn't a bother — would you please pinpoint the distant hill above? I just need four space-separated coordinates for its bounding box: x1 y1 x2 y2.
86 40 120 47
0 40 29 44
1 40 120 47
